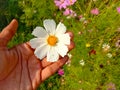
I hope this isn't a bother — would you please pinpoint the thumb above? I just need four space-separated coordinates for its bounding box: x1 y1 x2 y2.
0 19 18 46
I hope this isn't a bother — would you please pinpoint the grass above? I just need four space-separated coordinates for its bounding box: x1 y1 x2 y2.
0 0 120 90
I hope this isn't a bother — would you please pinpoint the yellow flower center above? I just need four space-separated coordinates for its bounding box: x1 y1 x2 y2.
86 43 91 48
47 35 58 46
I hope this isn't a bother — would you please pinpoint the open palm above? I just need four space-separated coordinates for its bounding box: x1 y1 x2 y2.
0 19 74 90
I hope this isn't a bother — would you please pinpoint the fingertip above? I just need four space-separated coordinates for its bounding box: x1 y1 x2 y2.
68 41 75 51
8 19 18 37
58 55 69 66
6 19 18 35
66 31 74 40
10 19 18 28
26 42 30 46
63 55 69 60
0 19 19 46
12 19 18 22
25 42 35 51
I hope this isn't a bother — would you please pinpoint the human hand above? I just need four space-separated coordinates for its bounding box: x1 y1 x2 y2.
0 19 74 90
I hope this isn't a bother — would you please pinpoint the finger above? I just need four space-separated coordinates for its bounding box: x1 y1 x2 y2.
66 31 75 51
0 19 18 46
68 41 75 51
41 55 68 82
66 31 74 40
25 42 35 51
41 58 53 68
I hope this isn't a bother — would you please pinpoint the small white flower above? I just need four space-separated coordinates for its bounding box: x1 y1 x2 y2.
67 53 72 59
102 43 110 51
30 19 70 62
80 17 85 22
79 60 85 66
66 53 72 66
107 53 112 58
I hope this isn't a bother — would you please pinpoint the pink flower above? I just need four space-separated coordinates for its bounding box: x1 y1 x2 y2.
117 7 120 14
63 8 71 15
78 15 83 19
58 69 64 76
90 8 99 15
54 0 77 10
66 0 77 6
63 8 77 17
54 0 68 10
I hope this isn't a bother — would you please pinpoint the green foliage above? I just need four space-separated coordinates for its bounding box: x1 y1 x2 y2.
18 0 57 28
1 0 120 90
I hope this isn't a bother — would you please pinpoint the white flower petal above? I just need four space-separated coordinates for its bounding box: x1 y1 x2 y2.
30 38 46 49
34 44 50 60
43 19 56 34
57 33 70 45
32 26 48 37
55 22 66 35
56 44 68 57
47 47 59 62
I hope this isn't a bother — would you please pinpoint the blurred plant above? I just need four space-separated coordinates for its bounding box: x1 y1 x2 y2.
102 43 110 52
0 0 21 30
54 0 68 10
89 49 96 55
54 0 77 10
79 59 85 66
63 8 77 18
106 53 113 58
106 82 116 90
58 69 64 76
65 53 72 66
90 8 99 15
54 0 77 19
115 39 120 48
86 43 91 48
117 7 120 14
18 0 57 27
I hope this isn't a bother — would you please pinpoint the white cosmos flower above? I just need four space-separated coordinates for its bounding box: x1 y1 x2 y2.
107 53 112 58
30 19 70 62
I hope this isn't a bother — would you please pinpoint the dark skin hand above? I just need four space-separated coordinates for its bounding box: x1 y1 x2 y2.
0 19 74 90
